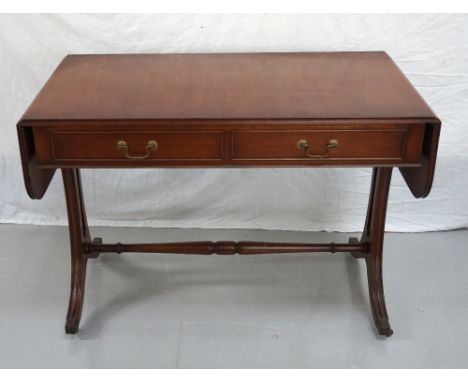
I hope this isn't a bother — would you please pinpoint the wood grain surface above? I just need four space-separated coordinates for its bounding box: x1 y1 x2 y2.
19 52 438 123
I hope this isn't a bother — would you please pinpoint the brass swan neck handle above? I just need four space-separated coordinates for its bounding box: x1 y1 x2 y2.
297 139 338 158
117 140 158 160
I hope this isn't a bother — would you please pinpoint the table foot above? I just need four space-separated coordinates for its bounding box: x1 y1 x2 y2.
367 254 394 337
64 253 87 335
65 317 81 334
375 318 393 337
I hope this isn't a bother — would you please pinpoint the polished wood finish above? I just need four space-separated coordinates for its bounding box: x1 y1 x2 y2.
62 169 93 334
31 123 425 167
46 130 224 162
19 52 437 121
400 122 441 197
351 168 394 336
90 240 366 255
16 52 442 337
231 125 424 163
17 53 440 197
17 126 55 199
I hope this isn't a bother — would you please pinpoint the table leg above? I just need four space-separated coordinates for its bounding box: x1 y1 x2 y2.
353 167 394 336
62 169 93 334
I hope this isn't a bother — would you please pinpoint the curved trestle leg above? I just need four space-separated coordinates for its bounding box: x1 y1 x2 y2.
62 169 99 334
350 167 394 337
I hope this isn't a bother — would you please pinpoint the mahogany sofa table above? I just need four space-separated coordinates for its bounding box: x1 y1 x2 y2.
17 52 441 336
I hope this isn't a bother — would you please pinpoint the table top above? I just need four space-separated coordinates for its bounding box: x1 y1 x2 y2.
19 52 438 124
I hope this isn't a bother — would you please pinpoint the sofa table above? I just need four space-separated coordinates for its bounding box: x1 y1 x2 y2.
17 52 441 336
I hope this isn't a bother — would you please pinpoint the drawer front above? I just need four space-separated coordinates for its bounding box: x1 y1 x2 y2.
232 127 423 163
41 131 224 162
33 124 425 167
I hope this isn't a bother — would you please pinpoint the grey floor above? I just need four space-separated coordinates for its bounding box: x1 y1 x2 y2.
0 224 467 368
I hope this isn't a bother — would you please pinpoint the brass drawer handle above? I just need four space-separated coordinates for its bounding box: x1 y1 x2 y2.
116 140 158 160
296 139 338 158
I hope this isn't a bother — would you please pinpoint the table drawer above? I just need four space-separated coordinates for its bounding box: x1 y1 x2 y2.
231 126 424 163
33 124 425 167
37 130 224 163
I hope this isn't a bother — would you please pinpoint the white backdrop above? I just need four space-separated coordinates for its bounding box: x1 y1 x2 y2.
0 14 467 232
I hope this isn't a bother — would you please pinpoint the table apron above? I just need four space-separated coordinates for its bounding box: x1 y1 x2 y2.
31 123 426 167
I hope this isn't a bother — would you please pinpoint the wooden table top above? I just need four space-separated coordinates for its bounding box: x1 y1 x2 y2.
20 52 438 124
